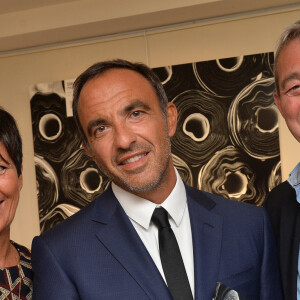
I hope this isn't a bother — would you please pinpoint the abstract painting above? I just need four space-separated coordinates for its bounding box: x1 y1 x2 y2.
29 52 281 232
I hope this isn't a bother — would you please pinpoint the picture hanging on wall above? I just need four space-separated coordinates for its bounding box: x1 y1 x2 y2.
29 52 281 233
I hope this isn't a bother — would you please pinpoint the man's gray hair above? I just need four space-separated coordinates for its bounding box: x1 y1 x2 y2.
274 20 300 95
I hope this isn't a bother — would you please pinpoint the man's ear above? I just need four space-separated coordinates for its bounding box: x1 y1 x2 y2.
274 92 284 116
166 102 178 137
82 141 93 158
18 165 23 191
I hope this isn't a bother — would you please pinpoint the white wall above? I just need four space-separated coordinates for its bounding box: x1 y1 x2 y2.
1 8 300 248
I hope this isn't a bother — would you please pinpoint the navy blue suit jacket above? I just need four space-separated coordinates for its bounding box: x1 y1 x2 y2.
32 185 282 299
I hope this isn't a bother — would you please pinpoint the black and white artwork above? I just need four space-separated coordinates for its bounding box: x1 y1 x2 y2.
30 52 281 233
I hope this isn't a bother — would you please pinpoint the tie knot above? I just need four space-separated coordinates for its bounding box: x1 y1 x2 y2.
152 207 170 229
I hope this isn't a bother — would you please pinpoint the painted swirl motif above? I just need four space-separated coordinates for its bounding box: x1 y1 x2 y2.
34 155 59 220
193 53 273 97
39 204 80 233
154 64 200 101
268 160 281 192
31 92 81 163
61 148 110 207
171 90 229 166
198 146 266 205
172 154 193 186
228 78 279 160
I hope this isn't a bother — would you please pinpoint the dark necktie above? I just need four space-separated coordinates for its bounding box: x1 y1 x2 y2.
151 207 193 300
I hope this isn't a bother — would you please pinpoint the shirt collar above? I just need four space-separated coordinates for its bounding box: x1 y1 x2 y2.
112 168 187 230
287 162 300 203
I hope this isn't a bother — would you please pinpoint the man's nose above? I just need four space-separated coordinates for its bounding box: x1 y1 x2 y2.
113 124 137 150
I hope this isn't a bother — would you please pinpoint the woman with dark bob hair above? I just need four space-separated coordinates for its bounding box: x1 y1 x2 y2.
0 107 32 299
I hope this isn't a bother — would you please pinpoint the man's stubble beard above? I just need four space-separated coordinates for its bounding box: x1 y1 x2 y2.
115 146 172 195
97 129 172 195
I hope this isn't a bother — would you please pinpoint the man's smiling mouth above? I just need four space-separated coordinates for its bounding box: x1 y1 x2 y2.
120 153 148 165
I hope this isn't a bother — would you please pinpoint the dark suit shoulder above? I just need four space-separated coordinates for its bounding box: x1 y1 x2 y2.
264 180 298 237
264 181 298 225
264 181 296 210
186 185 264 220
38 200 95 243
37 187 116 244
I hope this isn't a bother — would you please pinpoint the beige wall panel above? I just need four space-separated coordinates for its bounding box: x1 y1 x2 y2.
147 11 300 66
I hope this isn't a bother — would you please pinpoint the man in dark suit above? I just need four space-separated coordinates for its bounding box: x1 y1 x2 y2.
32 59 282 299
264 20 300 300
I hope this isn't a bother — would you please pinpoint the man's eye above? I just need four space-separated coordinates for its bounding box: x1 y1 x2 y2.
0 165 7 175
95 125 106 135
286 85 300 97
131 111 142 117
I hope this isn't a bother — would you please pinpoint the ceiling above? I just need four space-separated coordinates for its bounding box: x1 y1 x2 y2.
0 0 77 14
0 0 300 55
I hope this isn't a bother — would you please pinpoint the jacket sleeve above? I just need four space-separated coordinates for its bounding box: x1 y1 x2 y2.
259 208 283 300
31 235 80 300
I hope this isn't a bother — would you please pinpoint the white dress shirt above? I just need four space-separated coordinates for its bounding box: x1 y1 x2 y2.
112 169 195 297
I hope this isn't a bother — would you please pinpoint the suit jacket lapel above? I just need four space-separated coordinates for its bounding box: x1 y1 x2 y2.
291 208 300 300
186 186 223 300
90 187 172 300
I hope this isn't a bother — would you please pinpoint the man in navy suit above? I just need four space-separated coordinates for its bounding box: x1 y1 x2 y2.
32 59 282 299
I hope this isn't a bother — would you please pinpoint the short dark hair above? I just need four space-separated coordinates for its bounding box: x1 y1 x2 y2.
274 20 300 95
0 107 23 176
72 59 168 145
